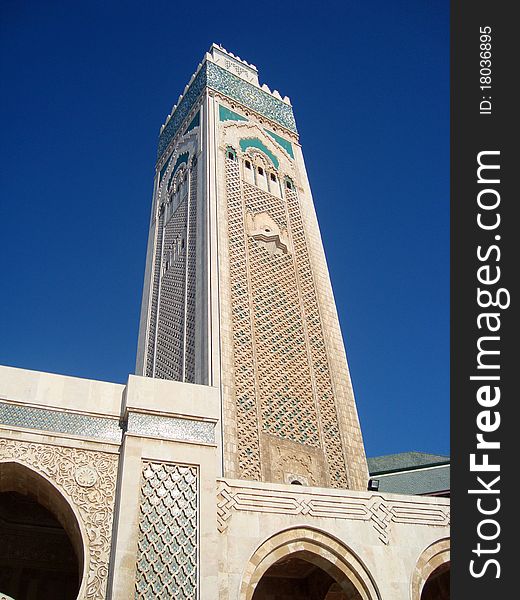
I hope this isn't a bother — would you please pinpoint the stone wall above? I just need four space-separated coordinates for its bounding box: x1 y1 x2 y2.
0 365 449 600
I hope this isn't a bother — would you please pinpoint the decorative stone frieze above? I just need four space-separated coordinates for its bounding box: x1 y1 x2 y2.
126 412 215 444
0 401 121 443
216 479 450 545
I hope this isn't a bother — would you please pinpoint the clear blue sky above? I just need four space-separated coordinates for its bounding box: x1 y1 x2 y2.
0 1 449 459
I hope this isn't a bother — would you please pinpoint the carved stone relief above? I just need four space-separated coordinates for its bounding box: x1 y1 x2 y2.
134 461 198 599
216 479 450 545
246 211 290 256
269 442 320 486
0 439 118 600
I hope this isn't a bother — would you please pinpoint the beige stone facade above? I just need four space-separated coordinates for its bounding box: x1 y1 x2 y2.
0 365 449 598
1 44 449 599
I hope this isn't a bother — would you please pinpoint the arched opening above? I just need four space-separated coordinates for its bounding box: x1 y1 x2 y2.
420 563 450 600
252 552 363 599
411 538 450 600
240 527 379 600
0 462 83 600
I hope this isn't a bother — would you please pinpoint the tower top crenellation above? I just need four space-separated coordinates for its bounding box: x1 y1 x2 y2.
160 44 292 134
209 43 258 73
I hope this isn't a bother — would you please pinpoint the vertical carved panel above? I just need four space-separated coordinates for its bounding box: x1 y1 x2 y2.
146 210 165 376
223 146 349 487
146 158 199 382
224 155 262 480
155 196 188 380
184 162 198 383
135 462 198 599
286 187 349 487
243 183 320 447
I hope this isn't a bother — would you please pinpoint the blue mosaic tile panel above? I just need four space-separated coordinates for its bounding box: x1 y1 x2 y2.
184 110 200 133
0 401 122 443
206 62 297 134
157 63 207 160
264 128 294 158
157 60 297 161
219 104 247 122
135 462 198 600
127 412 215 444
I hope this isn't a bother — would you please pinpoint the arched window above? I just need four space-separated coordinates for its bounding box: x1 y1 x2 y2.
226 146 237 161
256 164 268 192
240 151 282 197
243 158 255 185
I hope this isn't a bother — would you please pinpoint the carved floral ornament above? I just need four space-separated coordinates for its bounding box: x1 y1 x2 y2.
75 465 99 488
271 448 318 486
0 439 118 600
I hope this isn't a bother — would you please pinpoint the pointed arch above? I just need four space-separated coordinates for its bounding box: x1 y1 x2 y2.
239 526 381 600
220 120 296 177
411 537 450 600
0 460 85 599
239 137 279 169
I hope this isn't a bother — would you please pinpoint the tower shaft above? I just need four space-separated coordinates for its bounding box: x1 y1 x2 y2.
137 44 368 489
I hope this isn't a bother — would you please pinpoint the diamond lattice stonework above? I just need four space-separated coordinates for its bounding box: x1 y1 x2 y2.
135 461 198 599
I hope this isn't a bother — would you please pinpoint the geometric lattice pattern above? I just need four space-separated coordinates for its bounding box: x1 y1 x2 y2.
216 479 450 544
224 157 263 480
135 462 198 600
244 182 320 446
285 186 349 487
224 153 349 487
154 193 188 380
127 412 215 444
0 400 122 443
146 159 198 382
146 208 165 376
184 162 198 383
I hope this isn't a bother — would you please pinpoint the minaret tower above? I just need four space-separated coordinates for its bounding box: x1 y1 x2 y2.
136 44 368 490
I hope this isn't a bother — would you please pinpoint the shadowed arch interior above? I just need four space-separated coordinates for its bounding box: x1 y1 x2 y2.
411 538 450 600
240 527 380 600
420 562 450 600
0 462 83 600
252 550 363 600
